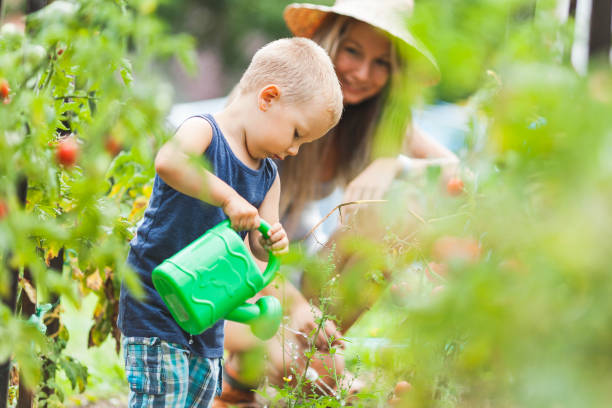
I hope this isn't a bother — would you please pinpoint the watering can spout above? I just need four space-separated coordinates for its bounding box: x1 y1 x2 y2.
226 296 282 340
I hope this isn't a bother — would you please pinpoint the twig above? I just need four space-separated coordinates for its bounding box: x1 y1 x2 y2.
310 230 330 249
404 207 428 225
426 211 470 224
304 199 428 241
304 200 387 240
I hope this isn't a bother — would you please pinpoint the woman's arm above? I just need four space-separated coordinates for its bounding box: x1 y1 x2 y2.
343 124 459 203
400 124 461 182
405 123 458 160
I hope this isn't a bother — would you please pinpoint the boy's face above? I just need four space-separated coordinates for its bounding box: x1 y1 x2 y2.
247 86 332 161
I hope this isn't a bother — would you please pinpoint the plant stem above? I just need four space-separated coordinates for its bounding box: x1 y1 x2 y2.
304 199 428 243
54 95 99 100
304 200 387 240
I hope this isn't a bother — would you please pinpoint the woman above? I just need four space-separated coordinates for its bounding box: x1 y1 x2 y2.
216 1 458 406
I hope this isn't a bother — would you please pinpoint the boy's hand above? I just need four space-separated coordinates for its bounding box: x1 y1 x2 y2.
258 222 289 255
222 194 260 231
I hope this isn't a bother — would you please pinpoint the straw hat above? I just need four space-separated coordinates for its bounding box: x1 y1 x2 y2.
284 0 439 80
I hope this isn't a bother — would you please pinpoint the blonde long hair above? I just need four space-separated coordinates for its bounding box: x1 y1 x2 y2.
280 15 409 235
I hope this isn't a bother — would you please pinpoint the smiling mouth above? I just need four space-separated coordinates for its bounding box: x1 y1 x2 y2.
342 79 367 93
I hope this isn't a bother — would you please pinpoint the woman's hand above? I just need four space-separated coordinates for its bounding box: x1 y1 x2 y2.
343 157 401 203
289 301 345 351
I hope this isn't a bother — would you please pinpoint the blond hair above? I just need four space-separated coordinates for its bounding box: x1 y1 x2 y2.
238 37 343 126
280 16 408 235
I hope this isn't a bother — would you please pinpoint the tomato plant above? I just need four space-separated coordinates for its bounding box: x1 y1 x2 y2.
0 0 196 404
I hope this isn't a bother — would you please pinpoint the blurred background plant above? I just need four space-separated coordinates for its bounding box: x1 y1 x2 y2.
334 1 612 407
157 0 325 101
2 0 611 407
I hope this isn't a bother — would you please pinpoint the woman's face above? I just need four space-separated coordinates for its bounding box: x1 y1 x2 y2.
334 21 392 105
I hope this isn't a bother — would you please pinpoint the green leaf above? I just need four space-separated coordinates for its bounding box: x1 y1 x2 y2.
59 355 89 392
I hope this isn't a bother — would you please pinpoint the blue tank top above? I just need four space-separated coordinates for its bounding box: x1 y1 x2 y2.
118 114 278 357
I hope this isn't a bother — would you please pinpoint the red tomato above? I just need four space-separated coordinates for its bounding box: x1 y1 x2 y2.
389 381 413 406
0 200 8 219
104 136 122 157
55 137 79 167
394 380 412 395
0 79 10 99
446 177 464 195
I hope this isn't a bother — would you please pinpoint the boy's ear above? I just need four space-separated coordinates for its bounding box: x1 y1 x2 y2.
258 85 281 111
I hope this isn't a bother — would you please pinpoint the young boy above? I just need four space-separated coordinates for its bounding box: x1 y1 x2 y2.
117 37 343 408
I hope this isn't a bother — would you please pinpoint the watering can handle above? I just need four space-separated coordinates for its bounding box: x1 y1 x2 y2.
257 219 280 287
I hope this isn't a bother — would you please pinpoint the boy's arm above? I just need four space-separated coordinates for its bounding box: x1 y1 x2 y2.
156 117 258 229
249 174 281 261
156 117 235 206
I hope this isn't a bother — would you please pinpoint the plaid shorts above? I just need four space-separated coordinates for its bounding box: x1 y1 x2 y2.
123 337 222 408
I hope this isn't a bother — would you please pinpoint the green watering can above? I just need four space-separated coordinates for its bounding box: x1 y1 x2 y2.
152 219 282 340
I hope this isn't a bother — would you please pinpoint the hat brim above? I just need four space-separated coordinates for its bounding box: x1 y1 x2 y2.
284 4 335 38
284 2 439 84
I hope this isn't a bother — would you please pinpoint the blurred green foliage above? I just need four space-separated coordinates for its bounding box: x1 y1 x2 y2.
334 1 612 407
0 0 194 402
157 0 320 93
2 0 611 407
410 0 568 102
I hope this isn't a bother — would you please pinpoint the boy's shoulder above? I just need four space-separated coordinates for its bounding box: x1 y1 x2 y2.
179 115 214 135
173 115 215 152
